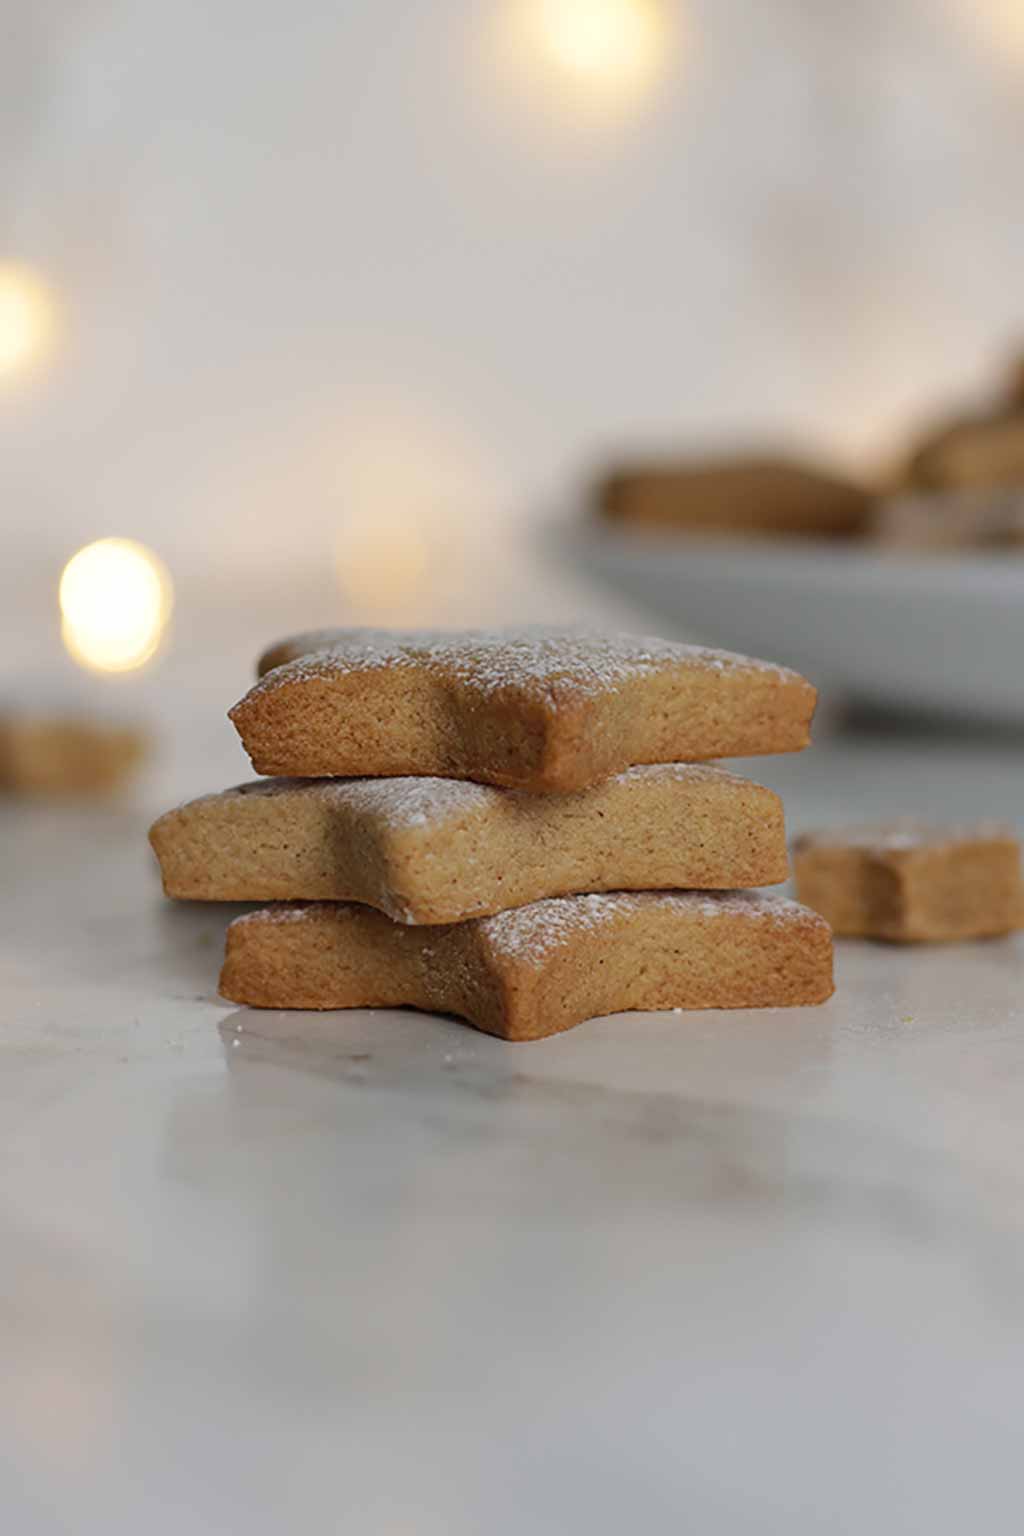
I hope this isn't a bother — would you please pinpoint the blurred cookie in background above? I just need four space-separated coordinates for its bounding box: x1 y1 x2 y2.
904 410 1024 494
1005 351 1024 412
873 487 1024 552
0 707 150 797
901 345 1024 494
594 455 876 541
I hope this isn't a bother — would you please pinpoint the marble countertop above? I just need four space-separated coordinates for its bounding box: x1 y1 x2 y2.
3 624 1023 1531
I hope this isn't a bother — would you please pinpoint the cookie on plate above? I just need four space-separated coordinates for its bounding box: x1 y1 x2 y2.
871 489 1024 551
595 456 874 540
905 412 1024 494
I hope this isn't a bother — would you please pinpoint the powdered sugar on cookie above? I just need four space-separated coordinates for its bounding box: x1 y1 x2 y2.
234 891 817 953
232 902 316 927
183 763 750 832
252 626 800 703
231 625 816 791
795 820 1018 854
481 889 819 965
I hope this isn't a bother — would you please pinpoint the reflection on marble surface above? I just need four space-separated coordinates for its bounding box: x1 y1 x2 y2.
2 730 1024 1532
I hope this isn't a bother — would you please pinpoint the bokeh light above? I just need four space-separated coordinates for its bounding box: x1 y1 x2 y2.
331 409 492 623
0 265 59 379
967 0 1024 63
521 0 671 100
59 539 173 674
336 508 432 621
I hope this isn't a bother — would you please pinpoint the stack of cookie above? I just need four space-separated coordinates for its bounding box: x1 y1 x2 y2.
150 628 834 1040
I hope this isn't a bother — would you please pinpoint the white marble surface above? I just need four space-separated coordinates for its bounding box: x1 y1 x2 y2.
3 697 1024 1531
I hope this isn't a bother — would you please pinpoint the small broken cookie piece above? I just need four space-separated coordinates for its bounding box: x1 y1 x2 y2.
232 628 816 792
595 456 874 540
149 763 789 922
220 891 834 1040
0 710 148 796
793 822 1024 943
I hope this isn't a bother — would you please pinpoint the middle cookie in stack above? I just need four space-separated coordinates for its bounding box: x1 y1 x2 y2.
150 627 834 1038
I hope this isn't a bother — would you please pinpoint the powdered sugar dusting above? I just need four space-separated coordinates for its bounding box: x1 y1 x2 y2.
249 626 800 703
481 889 817 964
156 775 496 834
233 774 495 828
233 902 317 927
617 762 750 789
179 761 747 832
231 890 818 950
796 820 1020 855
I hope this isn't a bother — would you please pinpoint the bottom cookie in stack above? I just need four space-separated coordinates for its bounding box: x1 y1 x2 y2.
219 892 834 1042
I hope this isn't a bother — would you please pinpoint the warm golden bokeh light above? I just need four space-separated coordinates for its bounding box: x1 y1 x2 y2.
0 265 59 379
59 539 173 674
331 409 490 623
522 0 670 99
335 508 432 621
970 0 1024 63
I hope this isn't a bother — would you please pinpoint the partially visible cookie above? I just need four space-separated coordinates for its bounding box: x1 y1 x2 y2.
219 891 835 1040
872 489 1024 551
905 411 1024 493
0 710 148 796
233 628 817 791
1004 353 1024 412
595 457 874 540
149 763 789 922
793 821 1023 943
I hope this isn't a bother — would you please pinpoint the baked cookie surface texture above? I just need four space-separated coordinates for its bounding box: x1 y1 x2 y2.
219 891 835 1041
150 763 789 921
231 627 816 791
793 822 1023 942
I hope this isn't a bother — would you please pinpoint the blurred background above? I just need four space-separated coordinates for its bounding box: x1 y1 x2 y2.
3 0 1024 800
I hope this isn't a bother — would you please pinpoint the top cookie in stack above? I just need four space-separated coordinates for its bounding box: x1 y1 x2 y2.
151 626 833 1039
228 627 816 791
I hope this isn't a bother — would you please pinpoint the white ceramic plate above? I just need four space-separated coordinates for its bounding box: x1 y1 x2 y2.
553 524 1024 722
